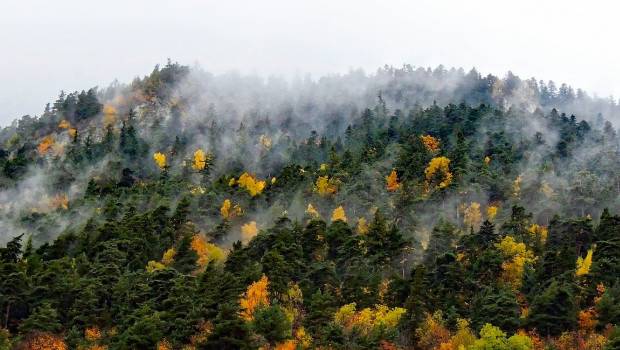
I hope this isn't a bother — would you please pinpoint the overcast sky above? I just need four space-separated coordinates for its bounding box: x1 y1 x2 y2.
1 0 619 125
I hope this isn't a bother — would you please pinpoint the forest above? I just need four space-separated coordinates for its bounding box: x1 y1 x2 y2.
0 61 619 349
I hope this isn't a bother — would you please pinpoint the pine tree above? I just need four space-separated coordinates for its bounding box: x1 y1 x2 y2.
19 302 62 334
527 279 577 336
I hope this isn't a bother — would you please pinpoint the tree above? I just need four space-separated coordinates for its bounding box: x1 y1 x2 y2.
315 176 338 196
424 156 453 191
596 282 620 327
75 88 102 120
527 279 577 336
153 152 167 170
395 134 430 181
172 232 198 274
605 326 620 350
590 209 620 286
236 172 266 197
19 302 62 334
252 305 292 344
239 275 270 321
463 202 482 230
471 286 521 333
424 220 456 267
0 234 23 263
331 206 347 223
386 169 401 192
116 306 164 349
200 303 253 350
469 323 532 350
365 211 405 266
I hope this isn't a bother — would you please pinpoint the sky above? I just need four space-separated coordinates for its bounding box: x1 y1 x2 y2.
1 0 619 125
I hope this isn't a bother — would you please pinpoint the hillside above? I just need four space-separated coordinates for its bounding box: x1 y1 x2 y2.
0 61 619 349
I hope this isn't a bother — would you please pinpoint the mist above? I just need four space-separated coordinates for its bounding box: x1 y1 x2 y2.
2 0 620 125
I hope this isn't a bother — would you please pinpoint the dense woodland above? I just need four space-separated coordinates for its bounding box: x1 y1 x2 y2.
0 62 619 349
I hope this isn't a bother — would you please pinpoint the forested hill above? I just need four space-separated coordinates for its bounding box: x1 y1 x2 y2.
0 61 619 349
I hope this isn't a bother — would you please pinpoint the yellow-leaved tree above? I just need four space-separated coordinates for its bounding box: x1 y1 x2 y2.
161 248 176 265
103 104 117 126
331 206 347 222
259 134 272 150
333 303 406 336
236 172 266 197
424 157 452 191
305 204 320 219
241 221 258 243
386 169 401 192
191 234 225 268
487 205 498 221
220 199 242 220
356 217 369 235
528 224 548 244
239 275 270 321
438 318 477 350
495 236 536 289
192 149 211 171
576 248 594 276
274 340 297 350
153 152 167 169
512 175 522 198
463 202 482 230
314 176 338 196
58 119 71 129
146 260 166 273
415 311 451 350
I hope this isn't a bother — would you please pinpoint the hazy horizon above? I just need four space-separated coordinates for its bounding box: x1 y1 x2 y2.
1 0 619 126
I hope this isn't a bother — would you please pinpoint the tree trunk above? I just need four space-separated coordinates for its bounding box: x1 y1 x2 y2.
4 302 10 329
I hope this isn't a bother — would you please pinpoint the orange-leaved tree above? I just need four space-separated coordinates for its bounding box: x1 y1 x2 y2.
386 169 401 192
239 275 270 321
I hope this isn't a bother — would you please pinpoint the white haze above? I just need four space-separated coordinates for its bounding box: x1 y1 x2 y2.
1 0 620 125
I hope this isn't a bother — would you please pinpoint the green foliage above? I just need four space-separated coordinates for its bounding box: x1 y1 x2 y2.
469 323 532 350
252 305 292 344
0 62 618 349
527 279 577 336
18 302 62 334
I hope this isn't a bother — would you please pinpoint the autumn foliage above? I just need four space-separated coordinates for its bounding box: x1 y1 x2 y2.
220 199 242 220
191 234 225 268
305 203 320 218
314 176 338 196
17 332 67 350
241 221 258 243
334 303 406 336
259 134 273 150
102 105 117 126
576 248 594 276
239 275 270 321
496 236 536 289
424 156 452 191
192 148 211 171
420 135 440 152
385 169 401 192
38 135 56 155
235 172 266 197
153 152 167 169
331 206 347 222
463 202 482 230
